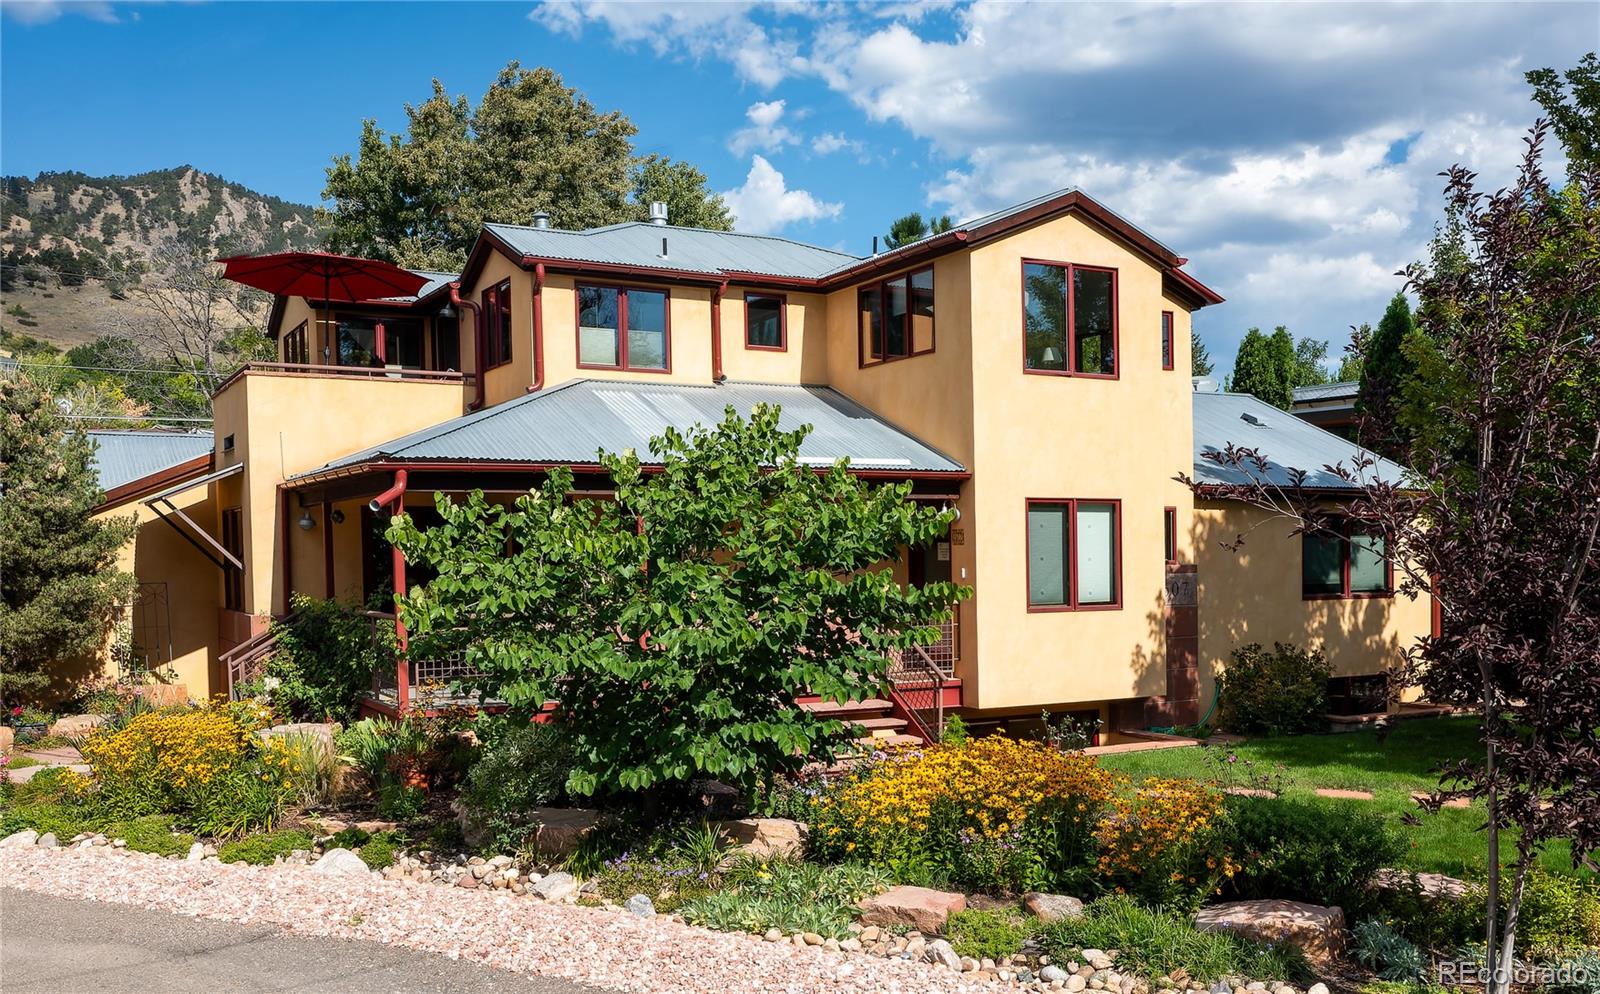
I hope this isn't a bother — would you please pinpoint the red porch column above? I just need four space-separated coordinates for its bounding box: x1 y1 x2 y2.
373 471 409 710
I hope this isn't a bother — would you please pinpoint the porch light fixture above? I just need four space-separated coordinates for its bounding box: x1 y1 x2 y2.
331 508 346 524
438 302 457 319
297 510 316 531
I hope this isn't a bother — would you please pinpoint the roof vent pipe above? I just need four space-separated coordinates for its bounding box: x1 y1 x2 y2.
649 201 669 225
531 211 550 229
660 237 668 259
872 235 879 256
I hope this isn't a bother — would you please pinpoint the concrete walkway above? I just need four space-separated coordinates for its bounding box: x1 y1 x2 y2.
1 889 609 994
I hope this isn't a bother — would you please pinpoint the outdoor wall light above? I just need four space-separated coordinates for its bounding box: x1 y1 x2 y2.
438 302 457 319
331 508 346 525
297 510 316 531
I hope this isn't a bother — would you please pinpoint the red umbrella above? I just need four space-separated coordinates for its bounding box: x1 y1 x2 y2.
215 251 429 303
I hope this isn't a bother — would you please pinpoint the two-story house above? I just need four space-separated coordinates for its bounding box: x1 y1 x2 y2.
89 188 1433 740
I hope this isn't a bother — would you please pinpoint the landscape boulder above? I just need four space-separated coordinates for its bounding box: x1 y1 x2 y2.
257 722 340 766
1370 868 1471 901
717 818 807 860
857 885 967 934
47 714 105 739
454 803 599 857
1194 900 1347 968
309 848 370 876
531 871 578 902
0 726 13 756
1023 891 1086 923
0 830 40 848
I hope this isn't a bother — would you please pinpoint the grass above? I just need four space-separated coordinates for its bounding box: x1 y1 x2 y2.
4 756 42 770
1098 717 1585 882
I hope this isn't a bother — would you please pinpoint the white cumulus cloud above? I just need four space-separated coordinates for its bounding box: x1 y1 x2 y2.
722 155 842 234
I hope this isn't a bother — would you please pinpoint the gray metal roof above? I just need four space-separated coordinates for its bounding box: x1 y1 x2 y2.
370 269 459 304
1192 392 1407 491
486 222 861 280
297 379 965 478
88 430 213 493
1292 380 1359 404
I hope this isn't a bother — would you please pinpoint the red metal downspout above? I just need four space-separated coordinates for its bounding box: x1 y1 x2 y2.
373 471 409 709
526 263 546 393
450 282 485 411
280 490 293 615
710 278 728 382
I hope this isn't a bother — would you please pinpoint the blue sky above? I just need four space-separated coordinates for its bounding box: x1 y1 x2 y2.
3 1 1593 372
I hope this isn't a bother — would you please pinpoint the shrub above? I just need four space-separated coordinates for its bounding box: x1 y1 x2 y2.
678 858 889 939
1222 795 1405 909
809 737 1117 893
277 731 336 808
1353 919 1425 981
947 909 1034 961
460 720 574 853
359 832 401 870
0 801 96 840
1217 642 1331 736
1096 777 1238 912
594 852 713 912
217 829 315 865
100 814 195 857
1512 870 1600 957
1549 951 1600 994
1364 874 1486 952
265 596 395 723
1040 895 1312 984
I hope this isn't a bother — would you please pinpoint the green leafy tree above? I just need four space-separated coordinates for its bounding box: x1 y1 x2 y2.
322 63 727 270
1336 324 1370 382
0 376 137 706
1230 327 1294 408
1355 292 1421 459
1292 337 1332 388
389 405 969 796
631 155 732 230
1191 329 1214 377
1527 52 1599 176
884 211 954 250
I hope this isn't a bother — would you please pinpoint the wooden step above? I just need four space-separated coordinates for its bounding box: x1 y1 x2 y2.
800 697 893 715
849 716 909 735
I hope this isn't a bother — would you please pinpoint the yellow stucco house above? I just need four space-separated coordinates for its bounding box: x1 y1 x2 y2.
91 188 1433 739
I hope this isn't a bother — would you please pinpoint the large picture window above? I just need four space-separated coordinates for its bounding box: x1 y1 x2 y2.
745 293 785 350
858 267 934 366
481 280 513 370
578 284 669 372
1027 498 1121 610
1023 260 1118 377
1303 521 1392 599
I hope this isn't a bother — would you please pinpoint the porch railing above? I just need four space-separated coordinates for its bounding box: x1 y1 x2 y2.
222 614 293 701
886 643 946 742
364 611 492 711
214 361 473 396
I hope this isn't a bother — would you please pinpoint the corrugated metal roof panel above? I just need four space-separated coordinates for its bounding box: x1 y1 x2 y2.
1193 392 1406 490
1291 381 1359 403
299 380 964 476
88 430 213 493
486 222 861 280
370 269 459 303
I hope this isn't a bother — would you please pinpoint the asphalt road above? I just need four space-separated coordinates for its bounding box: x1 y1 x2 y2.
0 889 608 994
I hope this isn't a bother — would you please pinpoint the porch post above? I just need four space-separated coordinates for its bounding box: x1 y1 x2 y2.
322 500 335 598
372 471 409 709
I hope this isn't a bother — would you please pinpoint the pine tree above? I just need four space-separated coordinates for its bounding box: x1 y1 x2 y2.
1231 326 1295 408
0 376 137 707
884 212 954 250
1356 292 1420 458
1191 330 1215 377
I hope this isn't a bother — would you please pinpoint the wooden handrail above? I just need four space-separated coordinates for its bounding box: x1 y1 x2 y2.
214 362 474 395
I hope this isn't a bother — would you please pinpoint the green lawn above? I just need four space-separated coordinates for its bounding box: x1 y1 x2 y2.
1097 717 1586 883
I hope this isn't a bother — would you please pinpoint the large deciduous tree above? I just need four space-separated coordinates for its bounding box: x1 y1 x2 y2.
389 406 968 796
321 63 730 271
1186 122 1598 994
1527 52 1599 176
0 376 137 707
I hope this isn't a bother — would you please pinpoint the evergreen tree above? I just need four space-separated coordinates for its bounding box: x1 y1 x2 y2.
884 211 954 250
1231 326 1296 408
0 376 136 706
1356 292 1420 459
1191 329 1214 377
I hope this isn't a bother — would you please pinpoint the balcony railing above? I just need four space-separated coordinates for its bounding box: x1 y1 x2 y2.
215 361 473 395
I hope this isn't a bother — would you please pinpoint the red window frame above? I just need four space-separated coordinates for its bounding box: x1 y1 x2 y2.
744 292 787 352
282 320 309 365
1161 310 1175 371
480 280 513 370
575 282 673 374
1164 506 1178 563
1302 520 1395 600
1020 259 1120 380
1025 497 1123 613
857 266 935 368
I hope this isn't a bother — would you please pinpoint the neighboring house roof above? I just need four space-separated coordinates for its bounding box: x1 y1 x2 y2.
1192 392 1407 491
483 222 861 281
291 379 966 482
88 430 214 504
1292 381 1359 405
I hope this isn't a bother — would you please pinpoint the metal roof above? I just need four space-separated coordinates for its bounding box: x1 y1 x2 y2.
1291 380 1359 404
88 430 213 493
296 379 965 478
1192 392 1407 491
486 222 862 280
370 270 459 304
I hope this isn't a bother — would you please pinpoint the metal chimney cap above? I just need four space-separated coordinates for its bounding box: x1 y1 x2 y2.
648 201 669 225
531 211 551 229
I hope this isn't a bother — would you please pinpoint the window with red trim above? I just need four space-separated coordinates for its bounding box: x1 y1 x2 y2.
578 284 669 371
221 507 244 612
480 280 513 369
1161 311 1175 370
1023 261 1118 377
1164 506 1178 562
858 267 934 366
745 294 785 350
1026 499 1121 610
282 321 309 364
1303 520 1392 599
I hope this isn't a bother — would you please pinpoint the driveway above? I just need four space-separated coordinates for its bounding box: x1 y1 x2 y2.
1 889 608 994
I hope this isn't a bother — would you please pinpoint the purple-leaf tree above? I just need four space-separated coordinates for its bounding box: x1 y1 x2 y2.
1181 120 1598 992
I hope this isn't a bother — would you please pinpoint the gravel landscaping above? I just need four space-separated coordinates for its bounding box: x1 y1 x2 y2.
1 843 1024 994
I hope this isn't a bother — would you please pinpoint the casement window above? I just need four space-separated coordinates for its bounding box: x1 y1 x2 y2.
282 321 309 364
221 507 244 612
1161 311 1175 371
433 313 460 372
1164 506 1178 563
1026 498 1121 611
577 284 669 372
481 280 513 370
1022 260 1118 377
858 268 934 366
745 293 786 350
1303 520 1393 599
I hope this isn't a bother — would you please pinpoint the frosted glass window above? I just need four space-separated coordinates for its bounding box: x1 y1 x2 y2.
627 289 667 370
1350 530 1389 593
578 285 620 366
1076 502 1117 605
1028 503 1070 607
